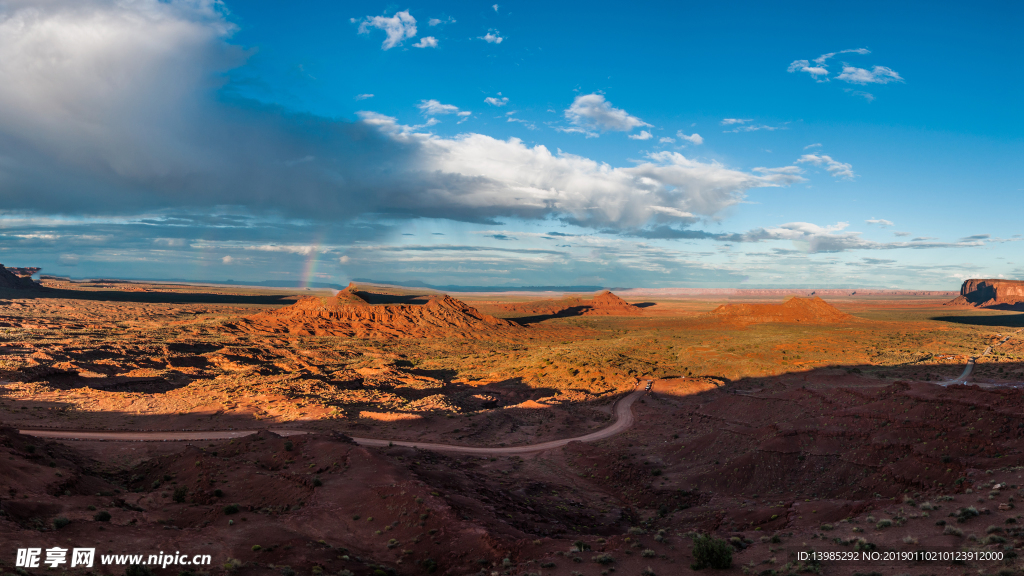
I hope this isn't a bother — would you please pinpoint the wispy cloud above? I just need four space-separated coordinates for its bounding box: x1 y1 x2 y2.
796 154 855 179
721 118 752 125
565 93 651 134
428 16 455 26
412 36 438 48
659 137 675 144
803 143 822 149
356 10 417 50
676 131 703 145
628 130 653 140
866 218 894 227
417 99 468 116
484 96 509 107
836 66 903 85
355 93 374 100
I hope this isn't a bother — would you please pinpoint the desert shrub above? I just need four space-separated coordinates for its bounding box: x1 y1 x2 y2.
338 571 354 576
691 535 732 570
284 441 293 452
312 477 322 487
151 479 161 490
420 558 437 574
865 516 876 523
952 507 979 523
94 510 111 522
853 539 876 552
628 526 646 535
984 535 1007 544
173 486 188 503
572 540 591 551
641 549 656 558
53 516 70 529
876 519 892 529
224 504 240 515
124 565 154 576
540 562 555 568
591 554 614 565
642 567 656 576
902 536 918 544
279 567 294 576
214 489 223 497
251 545 261 552
387 539 399 549
919 502 936 511
820 523 834 531
943 525 963 537
987 525 1005 534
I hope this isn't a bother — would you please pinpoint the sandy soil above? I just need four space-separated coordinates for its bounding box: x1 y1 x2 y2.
3 278 1024 575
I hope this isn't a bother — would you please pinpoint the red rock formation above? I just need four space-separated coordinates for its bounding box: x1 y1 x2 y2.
0 265 41 289
232 284 517 338
945 279 1024 307
495 290 642 317
702 296 853 326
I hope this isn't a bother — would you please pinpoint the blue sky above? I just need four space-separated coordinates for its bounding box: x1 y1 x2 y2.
0 0 1020 289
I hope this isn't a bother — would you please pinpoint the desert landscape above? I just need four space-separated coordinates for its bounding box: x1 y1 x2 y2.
3 267 1024 576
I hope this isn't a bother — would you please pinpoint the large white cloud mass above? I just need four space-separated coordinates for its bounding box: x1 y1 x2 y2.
0 0 803 229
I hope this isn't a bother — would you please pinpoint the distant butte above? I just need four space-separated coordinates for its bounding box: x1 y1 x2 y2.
946 278 1024 309
701 296 854 326
230 282 517 338
496 289 643 317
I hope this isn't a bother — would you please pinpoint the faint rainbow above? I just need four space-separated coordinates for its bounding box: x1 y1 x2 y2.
299 232 327 289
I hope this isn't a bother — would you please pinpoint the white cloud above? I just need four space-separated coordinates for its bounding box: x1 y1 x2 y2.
428 17 454 26
339 255 350 264
796 154 855 179
355 93 374 100
359 117 805 227
814 48 870 65
484 96 509 107
492 4 499 11
724 123 786 133
417 99 463 116
412 36 438 48
357 10 417 50
788 48 871 81
479 31 504 44
628 130 653 140
564 93 651 134
677 132 703 145
866 218 894 227
836 66 903 85
659 137 675 144
222 255 233 264
803 143 822 149
721 118 752 125
786 60 829 79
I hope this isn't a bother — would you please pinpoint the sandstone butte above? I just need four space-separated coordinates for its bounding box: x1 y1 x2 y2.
495 289 643 316
701 296 853 326
0 264 41 290
945 278 1024 308
231 283 518 338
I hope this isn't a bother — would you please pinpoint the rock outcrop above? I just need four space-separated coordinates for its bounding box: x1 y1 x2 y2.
702 296 853 326
231 284 517 338
0 265 41 290
495 290 643 317
945 279 1024 308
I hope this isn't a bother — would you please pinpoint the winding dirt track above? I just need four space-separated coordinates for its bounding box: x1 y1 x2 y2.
18 390 645 455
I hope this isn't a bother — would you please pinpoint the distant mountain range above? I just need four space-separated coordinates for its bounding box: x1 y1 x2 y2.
352 279 607 293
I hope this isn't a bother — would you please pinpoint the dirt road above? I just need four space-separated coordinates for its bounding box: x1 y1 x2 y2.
18 390 645 455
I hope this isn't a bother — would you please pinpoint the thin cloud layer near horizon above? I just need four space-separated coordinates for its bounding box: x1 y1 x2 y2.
0 0 1020 289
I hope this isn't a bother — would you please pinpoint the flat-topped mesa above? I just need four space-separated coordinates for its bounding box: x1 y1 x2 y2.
703 296 853 326
231 284 516 338
0 264 41 290
946 279 1024 307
